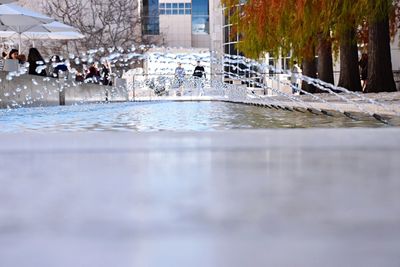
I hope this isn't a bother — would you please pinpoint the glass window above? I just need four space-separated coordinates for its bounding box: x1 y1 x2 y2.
179 9 184 14
172 3 178 8
192 15 209 34
159 3 165 8
160 9 165 14
172 9 178 14
166 9 172 14
142 0 160 35
192 0 209 33
192 0 208 16
185 3 191 9
166 3 171 8
185 8 191 14
223 26 229 43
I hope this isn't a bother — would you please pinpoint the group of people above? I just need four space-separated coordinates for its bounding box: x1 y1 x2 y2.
173 60 206 95
0 47 67 78
0 47 113 86
174 61 206 80
80 62 112 86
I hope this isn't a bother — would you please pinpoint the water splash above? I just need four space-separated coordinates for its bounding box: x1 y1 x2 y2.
0 44 398 125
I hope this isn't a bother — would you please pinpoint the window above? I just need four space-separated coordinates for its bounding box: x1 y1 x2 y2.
142 0 159 35
159 2 191 15
192 0 209 34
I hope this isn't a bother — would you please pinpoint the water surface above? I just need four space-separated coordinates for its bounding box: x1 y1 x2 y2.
0 101 394 132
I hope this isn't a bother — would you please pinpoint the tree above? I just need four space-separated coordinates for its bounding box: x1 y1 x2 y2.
364 0 397 92
332 0 363 92
223 0 400 93
317 34 334 86
222 0 335 92
43 0 142 54
337 27 362 92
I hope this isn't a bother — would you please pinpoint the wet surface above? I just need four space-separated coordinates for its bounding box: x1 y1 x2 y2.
0 101 395 132
0 129 399 267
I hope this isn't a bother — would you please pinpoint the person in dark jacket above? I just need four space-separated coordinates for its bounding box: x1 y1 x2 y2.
28 48 47 76
51 55 68 78
193 60 206 78
100 62 112 86
192 61 206 96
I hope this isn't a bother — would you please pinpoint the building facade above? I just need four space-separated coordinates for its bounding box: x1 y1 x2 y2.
141 0 217 48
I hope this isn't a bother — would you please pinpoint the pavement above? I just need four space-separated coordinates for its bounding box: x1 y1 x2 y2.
0 129 399 267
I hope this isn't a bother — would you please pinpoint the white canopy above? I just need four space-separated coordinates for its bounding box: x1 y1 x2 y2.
0 21 84 39
0 3 54 31
0 3 55 50
0 30 85 40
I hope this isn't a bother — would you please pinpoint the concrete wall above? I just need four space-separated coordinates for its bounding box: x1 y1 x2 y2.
209 0 224 80
0 71 129 109
160 14 192 47
0 72 60 109
191 34 210 48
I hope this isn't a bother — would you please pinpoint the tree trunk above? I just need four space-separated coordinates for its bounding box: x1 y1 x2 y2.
317 36 334 93
302 55 317 93
365 14 396 93
338 27 362 92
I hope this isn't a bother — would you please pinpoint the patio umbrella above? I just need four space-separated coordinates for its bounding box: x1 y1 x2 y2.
0 3 54 50
0 21 84 38
0 21 84 48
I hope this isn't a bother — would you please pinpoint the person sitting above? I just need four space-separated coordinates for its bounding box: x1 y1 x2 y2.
51 55 69 78
3 49 19 72
85 64 100 84
17 54 27 65
28 48 47 76
75 70 85 82
0 51 7 71
16 54 27 72
8 49 19 60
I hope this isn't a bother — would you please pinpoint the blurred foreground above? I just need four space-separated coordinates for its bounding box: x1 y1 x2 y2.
0 129 399 267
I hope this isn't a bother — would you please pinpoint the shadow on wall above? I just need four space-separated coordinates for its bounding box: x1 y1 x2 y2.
0 71 129 109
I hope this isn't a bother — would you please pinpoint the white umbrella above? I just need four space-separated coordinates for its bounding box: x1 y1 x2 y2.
24 31 84 40
27 21 79 33
0 21 84 38
0 3 54 50
0 21 84 48
0 30 84 39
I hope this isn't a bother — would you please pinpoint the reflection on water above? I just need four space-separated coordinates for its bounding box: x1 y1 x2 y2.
0 101 395 132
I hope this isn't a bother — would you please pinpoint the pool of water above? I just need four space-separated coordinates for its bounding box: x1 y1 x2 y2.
0 101 396 132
